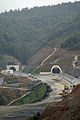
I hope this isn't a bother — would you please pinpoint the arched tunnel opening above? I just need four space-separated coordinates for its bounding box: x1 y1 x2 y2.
51 65 62 74
52 67 61 74
9 67 16 71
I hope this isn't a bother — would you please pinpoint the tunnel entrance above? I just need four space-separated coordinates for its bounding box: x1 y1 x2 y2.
51 65 62 74
52 67 60 74
9 67 16 71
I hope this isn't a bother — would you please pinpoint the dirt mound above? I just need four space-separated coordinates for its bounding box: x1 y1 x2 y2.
40 85 80 120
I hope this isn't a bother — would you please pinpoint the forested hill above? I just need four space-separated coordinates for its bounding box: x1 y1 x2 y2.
0 1 80 64
61 32 80 50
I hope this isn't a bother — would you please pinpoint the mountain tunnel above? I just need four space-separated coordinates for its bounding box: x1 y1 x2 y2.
9 67 16 71
51 65 62 74
7 65 19 72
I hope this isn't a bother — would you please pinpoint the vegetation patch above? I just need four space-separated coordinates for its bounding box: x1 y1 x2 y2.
32 67 41 74
12 83 47 105
0 2 80 63
26 112 40 120
0 94 4 105
27 66 36 73
0 55 6 71
61 33 80 50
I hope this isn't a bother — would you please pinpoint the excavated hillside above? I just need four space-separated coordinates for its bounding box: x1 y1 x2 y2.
28 47 80 76
40 84 80 120
24 46 53 72
0 75 41 105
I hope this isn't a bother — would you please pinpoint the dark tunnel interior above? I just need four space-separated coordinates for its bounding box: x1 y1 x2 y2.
9 67 16 71
52 67 61 74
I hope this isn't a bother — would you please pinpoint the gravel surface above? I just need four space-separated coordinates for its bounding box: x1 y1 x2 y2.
0 106 44 120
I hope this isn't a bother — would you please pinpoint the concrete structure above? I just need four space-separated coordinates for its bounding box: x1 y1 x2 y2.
1 70 13 74
40 72 51 75
7 65 19 71
39 65 62 75
51 65 62 74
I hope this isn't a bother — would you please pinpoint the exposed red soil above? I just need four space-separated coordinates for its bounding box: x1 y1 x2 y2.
25 46 53 71
0 73 4 77
40 85 80 120
0 75 40 105
47 49 80 62
25 48 80 71
0 88 27 105
55 49 80 56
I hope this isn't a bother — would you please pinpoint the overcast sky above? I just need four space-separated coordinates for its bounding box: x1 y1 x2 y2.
0 0 79 13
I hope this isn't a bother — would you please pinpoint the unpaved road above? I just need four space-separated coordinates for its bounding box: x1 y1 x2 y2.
0 105 45 120
0 74 71 120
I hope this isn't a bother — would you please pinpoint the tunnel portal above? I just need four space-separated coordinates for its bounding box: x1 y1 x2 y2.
9 67 16 71
51 65 62 74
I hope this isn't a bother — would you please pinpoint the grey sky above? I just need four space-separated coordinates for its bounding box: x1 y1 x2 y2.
0 0 79 13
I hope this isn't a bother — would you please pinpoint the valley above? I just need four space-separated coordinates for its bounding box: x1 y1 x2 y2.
0 1 80 120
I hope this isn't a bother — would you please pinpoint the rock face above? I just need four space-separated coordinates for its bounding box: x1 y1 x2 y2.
40 84 80 120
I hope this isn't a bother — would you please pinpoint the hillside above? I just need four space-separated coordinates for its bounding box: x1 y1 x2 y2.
0 1 80 64
24 46 53 73
61 32 80 50
0 55 6 70
0 75 41 105
31 48 80 77
40 84 80 120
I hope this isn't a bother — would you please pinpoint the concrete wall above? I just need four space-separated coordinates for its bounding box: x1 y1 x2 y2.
1 70 13 74
40 72 51 75
7 65 19 71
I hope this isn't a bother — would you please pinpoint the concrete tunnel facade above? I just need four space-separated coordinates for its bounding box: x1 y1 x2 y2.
51 65 62 74
9 67 16 71
7 65 19 72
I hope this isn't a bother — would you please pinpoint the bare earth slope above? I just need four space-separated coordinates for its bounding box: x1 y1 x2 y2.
41 84 80 120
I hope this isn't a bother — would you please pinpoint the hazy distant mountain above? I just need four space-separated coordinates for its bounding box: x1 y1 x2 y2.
0 1 80 64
